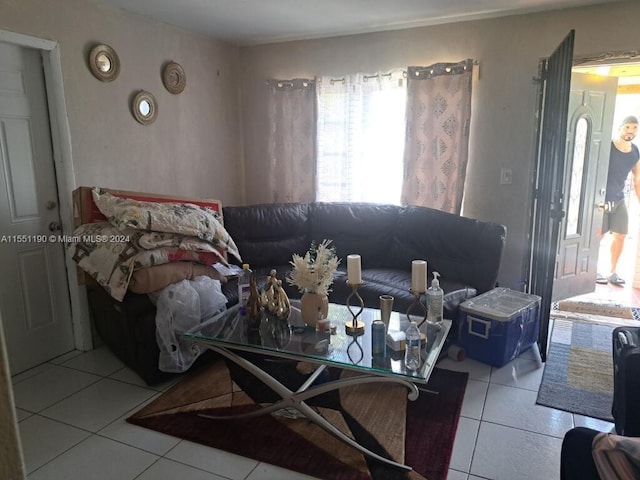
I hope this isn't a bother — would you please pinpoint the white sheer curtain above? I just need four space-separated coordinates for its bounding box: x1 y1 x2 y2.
316 70 406 204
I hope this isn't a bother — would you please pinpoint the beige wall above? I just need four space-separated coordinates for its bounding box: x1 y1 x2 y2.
239 0 640 289
0 0 243 205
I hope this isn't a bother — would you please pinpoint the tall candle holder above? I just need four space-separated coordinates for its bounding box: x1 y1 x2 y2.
345 281 365 336
406 288 428 329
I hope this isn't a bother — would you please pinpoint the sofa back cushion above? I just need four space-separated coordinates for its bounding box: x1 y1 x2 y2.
309 203 399 268
222 204 310 268
386 206 506 293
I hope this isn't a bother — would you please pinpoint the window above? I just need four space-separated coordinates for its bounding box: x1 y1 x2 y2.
566 116 589 237
316 71 406 204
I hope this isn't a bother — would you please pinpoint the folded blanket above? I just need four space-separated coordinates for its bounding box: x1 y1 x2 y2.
69 189 242 301
129 262 227 294
68 224 232 301
92 188 241 261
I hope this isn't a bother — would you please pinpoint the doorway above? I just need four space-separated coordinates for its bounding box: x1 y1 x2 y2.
0 30 91 375
529 36 640 360
0 41 75 373
556 60 640 311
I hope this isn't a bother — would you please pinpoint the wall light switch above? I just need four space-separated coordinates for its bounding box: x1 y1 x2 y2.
500 168 512 185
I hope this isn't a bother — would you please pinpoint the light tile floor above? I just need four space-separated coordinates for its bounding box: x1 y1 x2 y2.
12 340 614 480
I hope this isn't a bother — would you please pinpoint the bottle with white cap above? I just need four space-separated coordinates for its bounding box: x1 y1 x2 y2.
237 263 252 314
426 271 443 323
404 321 421 370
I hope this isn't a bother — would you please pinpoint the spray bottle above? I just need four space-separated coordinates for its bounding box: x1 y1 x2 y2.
426 271 443 323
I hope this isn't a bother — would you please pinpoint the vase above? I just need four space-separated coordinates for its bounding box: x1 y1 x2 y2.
300 292 329 327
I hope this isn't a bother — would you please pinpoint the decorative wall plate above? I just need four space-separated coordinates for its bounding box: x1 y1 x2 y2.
89 44 120 82
162 62 186 94
132 90 158 125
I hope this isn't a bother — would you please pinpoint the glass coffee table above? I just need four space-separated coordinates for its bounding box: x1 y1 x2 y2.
184 302 451 471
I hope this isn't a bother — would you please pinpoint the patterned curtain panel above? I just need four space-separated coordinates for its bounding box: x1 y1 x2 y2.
401 59 473 214
266 79 316 203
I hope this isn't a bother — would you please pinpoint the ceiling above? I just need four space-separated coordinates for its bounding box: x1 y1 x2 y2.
95 0 621 47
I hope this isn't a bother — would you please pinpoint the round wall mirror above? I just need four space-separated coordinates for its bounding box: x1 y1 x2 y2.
139 100 151 116
162 62 186 94
132 91 158 125
89 44 120 82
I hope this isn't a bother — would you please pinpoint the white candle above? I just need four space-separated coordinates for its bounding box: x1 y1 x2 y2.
347 254 362 284
411 260 427 292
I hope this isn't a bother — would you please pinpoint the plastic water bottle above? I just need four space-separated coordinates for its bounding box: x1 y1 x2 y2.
405 321 421 370
237 263 251 313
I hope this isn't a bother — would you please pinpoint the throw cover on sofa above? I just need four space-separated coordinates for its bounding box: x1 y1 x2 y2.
68 188 242 301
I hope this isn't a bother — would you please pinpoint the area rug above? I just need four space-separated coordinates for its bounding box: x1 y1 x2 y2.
127 359 468 480
536 318 614 421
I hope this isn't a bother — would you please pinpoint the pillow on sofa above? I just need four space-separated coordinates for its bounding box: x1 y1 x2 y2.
128 262 227 294
92 188 241 262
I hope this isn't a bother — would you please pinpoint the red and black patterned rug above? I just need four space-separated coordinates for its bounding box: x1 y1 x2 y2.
127 359 467 480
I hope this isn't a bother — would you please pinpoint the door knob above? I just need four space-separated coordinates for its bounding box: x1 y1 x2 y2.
48 221 61 232
597 201 613 212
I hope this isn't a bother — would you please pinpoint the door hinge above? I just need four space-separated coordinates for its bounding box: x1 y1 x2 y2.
535 59 548 84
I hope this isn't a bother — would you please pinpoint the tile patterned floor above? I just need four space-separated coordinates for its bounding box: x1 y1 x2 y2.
10 339 612 480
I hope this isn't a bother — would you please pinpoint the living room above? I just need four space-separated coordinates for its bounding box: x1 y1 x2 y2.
1 0 639 479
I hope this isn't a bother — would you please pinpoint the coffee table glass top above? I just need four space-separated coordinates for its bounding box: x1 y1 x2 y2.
185 302 451 384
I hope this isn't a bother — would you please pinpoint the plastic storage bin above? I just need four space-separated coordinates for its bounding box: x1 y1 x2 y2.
458 287 541 367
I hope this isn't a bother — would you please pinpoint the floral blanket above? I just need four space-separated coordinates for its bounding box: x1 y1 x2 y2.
67 188 241 301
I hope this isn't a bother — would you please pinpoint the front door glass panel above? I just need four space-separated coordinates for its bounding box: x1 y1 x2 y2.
566 116 589 237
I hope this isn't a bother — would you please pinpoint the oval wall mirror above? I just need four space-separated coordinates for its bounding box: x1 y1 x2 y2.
162 61 186 94
89 44 120 82
132 90 158 125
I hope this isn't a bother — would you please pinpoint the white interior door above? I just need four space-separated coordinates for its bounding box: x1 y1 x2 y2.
0 42 74 374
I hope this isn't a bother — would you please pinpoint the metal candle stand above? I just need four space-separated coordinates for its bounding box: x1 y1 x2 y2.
406 288 428 328
345 282 365 336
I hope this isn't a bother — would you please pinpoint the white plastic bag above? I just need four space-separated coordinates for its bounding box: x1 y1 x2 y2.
154 276 227 373
190 275 227 320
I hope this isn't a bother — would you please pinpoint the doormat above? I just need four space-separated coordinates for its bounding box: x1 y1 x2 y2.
550 308 637 328
556 298 633 320
127 359 468 480
536 319 614 421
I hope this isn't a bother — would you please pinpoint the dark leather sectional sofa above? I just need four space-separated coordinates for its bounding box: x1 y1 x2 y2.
88 202 507 384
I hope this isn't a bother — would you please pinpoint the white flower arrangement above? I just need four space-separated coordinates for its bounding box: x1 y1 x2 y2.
286 239 340 296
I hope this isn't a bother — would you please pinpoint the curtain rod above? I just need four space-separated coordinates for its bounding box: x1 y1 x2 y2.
408 59 477 79
573 50 639 66
327 71 394 84
324 60 479 83
265 78 315 89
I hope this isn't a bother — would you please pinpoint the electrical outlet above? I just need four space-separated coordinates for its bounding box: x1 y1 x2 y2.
500 168 512 185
